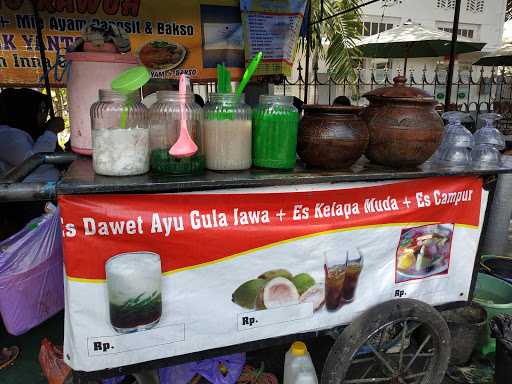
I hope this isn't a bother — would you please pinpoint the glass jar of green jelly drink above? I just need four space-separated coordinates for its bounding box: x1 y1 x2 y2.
204 93 252 171
149 91 204 174
253 95 299 169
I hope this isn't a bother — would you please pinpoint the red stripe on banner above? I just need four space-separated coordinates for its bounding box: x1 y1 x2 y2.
59 176 483 280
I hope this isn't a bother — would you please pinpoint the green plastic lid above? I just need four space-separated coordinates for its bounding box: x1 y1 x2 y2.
111 66 151 95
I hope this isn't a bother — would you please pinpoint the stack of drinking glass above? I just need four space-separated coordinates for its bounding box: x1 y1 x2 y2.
430 112 505 170
472 113 505 170
433 111 475 169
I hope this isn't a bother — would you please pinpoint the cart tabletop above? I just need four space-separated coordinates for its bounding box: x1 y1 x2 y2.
57 156 512 195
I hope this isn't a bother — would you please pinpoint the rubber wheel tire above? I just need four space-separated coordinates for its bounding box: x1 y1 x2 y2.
321 298 451 384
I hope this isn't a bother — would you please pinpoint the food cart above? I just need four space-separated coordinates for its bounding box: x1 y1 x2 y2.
0 1 508 383
22 155 504 384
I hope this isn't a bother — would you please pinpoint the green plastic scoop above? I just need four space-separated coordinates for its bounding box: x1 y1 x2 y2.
216 63 232 93
235 52 263 97
111 66 151 128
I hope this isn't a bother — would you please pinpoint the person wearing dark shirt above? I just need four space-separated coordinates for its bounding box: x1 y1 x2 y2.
0 88 65 240
0 88 64 181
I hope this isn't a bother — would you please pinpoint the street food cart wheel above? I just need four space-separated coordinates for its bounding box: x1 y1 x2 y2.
321 299 451 384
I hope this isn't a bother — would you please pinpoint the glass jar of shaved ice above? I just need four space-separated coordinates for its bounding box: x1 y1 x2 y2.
105 252 162 334
91 90 149 176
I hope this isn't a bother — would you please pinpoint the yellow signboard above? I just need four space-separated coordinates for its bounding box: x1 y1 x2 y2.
0 0 244 86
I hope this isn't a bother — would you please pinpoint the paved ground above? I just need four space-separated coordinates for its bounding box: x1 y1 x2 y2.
1 312 63 384
0 319 462 383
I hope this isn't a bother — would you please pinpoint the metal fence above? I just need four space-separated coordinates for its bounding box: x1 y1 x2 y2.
192 64 512 136
272 64 512 112
261 63 512 136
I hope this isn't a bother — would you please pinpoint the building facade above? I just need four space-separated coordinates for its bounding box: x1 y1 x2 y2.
362 0 506 51
284 0 509 107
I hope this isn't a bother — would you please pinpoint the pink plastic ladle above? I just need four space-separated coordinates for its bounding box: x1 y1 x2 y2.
169 75 198 158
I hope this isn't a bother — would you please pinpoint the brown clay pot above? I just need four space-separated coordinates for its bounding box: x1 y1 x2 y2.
297 105 369 169
362 76 443 168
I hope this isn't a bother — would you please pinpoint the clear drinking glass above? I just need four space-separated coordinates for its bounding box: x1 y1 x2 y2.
441 111 474 148
343 248 364 302
149 91 204 174
437 146 471 169
323 247 348 311
471 143 501 170
106 252 162 334
474 113 506 150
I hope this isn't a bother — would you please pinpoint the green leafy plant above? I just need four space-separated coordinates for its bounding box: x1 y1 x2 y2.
300 0 363 83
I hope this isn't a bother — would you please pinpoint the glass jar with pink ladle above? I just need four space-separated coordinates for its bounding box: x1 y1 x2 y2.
149 91 204 174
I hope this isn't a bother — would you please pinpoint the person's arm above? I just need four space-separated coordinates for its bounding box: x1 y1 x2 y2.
0 129 36 168
0 117 63 170
0 129 61 182
32 130 57 153
32 117 63 153
0 130 57 168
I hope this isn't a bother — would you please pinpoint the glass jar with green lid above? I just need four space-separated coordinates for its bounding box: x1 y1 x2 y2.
91 90 149 176
204 93 252 171
253 95 299 169
149 91 204 174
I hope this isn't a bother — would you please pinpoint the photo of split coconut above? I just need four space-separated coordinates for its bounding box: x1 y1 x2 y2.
232 269 325 312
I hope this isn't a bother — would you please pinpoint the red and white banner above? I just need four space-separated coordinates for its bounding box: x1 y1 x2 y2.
59 176 487 371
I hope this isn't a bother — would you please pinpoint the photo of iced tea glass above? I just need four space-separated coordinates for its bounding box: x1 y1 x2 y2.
343 248 363 302
106 252 162 334
323 247 348 311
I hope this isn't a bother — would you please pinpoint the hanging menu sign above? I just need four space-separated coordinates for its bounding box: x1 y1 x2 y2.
241 0 307 76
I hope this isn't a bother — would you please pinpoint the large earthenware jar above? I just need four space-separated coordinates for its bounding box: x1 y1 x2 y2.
297 105 369 169
362 76 443 167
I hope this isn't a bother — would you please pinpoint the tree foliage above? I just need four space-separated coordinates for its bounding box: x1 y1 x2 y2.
302 0 363 82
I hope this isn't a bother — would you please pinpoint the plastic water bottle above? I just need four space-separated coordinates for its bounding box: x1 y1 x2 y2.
283 341 318 384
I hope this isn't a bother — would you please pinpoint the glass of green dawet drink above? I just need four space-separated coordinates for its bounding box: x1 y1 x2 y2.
106 252 162 334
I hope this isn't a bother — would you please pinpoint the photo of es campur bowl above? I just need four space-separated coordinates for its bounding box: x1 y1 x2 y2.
138 40 187 72
395 224 453 283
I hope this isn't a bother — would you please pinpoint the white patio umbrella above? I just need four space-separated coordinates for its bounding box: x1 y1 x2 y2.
356 23 486 73
474 44 512 66
473 21 512 66
502 20 512 43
